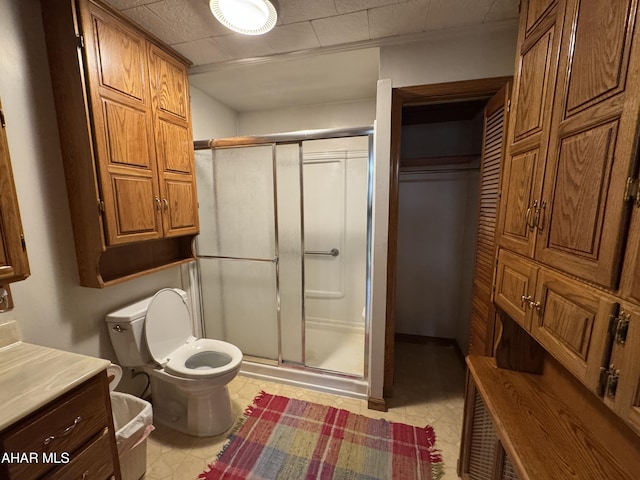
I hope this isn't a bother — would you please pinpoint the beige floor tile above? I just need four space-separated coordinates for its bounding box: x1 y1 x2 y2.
142 341 465 479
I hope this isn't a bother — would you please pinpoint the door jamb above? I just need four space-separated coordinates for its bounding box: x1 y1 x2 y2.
383 76 513 400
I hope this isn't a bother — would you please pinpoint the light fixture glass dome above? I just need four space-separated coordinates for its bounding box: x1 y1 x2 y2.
210 0 278 36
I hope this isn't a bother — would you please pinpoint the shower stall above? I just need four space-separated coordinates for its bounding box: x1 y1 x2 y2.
192 127 373 391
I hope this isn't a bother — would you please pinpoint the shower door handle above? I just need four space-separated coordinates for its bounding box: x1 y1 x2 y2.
305 248 340 257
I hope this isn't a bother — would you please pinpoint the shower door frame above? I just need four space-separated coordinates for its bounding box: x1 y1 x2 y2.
194 126 374 379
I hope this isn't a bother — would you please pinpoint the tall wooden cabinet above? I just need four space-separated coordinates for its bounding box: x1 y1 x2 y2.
494 0 640 429
41 0 198 287
462 0 640 478
0 98 30 299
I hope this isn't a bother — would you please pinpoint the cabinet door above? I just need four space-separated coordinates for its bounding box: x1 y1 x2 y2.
531 268 616 393
620 208 640 303
468 84 510 356
0 99 29 284
606 304 640 435
80 1 162 246
494 249 538 331
534 0 640 288
497 0 563 257
148 45 199 237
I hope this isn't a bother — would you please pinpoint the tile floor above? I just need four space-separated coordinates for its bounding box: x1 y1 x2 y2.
142 341 466 480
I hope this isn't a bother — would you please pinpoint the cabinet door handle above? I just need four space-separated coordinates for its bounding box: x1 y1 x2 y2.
536 201 547 232
525 200 538 231
155 196 161 212
521 295 533 305
163 198 169 212
43 416 81 445
529 300 542 311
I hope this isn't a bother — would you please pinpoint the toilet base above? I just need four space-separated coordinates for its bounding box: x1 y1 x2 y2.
150 376 234 437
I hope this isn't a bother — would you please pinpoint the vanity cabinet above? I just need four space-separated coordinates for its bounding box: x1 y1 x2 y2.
0 98 29 286
0 372 120 480
41 0 198 288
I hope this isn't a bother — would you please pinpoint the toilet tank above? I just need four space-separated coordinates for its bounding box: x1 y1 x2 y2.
105 296 154 367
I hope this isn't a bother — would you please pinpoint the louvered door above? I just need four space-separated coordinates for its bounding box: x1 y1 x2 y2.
468 83 511 356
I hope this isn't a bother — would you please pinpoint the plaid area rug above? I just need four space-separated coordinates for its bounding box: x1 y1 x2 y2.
199 392 444 480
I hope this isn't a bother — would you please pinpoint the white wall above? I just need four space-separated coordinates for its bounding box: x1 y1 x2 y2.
190 85 238 140
0 0 181 371
396 168 479 337
238 99 375 136
379 23 518 87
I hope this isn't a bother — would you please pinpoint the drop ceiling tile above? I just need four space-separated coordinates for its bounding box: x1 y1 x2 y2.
120 5 192 44
278 0 338 24
213 33 277 60
312 12 370 47
146 0 230 39
425 0 494 30
484 0 520 22
172 37 233 65
264 22 321 53
334 0 400 15
368 0 430 39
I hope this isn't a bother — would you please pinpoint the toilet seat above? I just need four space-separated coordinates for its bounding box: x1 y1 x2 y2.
164 339 243 379
145 288 242 380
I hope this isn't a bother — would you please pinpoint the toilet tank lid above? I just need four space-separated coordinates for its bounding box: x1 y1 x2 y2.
105 296 154 324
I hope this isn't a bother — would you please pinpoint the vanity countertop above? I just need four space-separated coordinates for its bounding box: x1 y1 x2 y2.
0 321 109 431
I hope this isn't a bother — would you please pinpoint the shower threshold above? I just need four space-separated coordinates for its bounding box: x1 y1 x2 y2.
239 360 368 400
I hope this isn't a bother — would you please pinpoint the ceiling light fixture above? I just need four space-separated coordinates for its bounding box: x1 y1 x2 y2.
209 0 278 36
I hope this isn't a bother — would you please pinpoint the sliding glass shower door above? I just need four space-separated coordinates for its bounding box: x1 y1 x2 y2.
194 132 371 376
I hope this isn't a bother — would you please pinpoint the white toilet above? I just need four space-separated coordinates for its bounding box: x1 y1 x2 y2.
105 288 243 437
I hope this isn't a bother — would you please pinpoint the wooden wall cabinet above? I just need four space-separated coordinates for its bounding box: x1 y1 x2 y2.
469 2 640 473
496 0 562 259
498 0 640 290
492 0 640 428
494 249 615 394
41 0 198 288
0 98 30 288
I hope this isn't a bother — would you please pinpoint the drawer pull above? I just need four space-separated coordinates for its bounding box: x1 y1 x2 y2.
43 416 82 446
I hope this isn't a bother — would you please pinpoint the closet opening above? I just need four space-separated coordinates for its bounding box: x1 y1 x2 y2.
384 78 512 401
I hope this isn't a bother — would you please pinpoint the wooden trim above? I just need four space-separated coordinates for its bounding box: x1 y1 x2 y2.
384 76 511 401
384 89 403 399
494 310 544 373
400 154 479 168
396 77 514 105
367 396 388 412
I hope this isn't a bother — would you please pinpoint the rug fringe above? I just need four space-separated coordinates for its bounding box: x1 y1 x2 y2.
244 390 267 416
424 424 444 480
200 391 272 478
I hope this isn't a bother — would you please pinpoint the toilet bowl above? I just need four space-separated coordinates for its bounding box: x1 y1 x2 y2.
106 288 243 437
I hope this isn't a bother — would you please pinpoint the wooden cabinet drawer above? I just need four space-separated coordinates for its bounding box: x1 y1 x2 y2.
2 375 109 480
48 429 115 480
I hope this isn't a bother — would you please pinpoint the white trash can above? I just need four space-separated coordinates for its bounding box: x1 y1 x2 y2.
111 391 154 480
